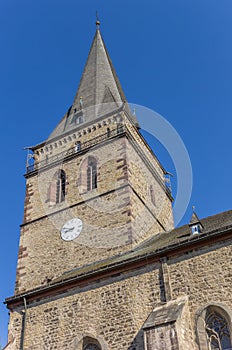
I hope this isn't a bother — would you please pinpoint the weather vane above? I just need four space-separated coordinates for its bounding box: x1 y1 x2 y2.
96 11 100 27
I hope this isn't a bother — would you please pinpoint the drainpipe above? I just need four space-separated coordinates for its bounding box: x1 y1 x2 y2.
20 298 27 350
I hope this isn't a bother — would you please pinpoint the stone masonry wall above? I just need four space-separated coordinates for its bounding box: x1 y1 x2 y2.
10 265 161 350
19 116 173 294
9 239 232 350
168 239 232 349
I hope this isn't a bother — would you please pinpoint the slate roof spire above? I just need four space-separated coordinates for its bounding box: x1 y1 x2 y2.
71 25 127 113
50 23 138 138
189 211 201 225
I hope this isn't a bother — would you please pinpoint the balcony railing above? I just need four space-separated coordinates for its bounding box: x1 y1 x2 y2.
26 125 126 174
26 123 172 198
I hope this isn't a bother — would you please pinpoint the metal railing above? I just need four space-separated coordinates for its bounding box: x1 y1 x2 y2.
26 125 126 174
26 124 171 196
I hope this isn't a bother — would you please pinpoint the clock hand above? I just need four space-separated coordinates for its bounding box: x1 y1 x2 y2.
63 226 74 233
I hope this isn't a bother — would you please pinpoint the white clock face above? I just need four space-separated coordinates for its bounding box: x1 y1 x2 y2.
61 218 83 241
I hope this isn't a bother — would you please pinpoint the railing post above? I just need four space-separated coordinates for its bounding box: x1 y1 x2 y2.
26 126 129 174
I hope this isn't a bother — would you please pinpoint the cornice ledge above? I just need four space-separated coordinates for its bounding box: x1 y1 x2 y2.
5 225 232 309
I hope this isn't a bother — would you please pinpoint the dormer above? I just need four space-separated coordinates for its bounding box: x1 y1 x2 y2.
189 211 204 235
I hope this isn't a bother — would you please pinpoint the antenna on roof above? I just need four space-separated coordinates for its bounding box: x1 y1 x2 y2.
96 11 100 27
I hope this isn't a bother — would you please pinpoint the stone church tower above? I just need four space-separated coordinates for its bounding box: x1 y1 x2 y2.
4 23 232 350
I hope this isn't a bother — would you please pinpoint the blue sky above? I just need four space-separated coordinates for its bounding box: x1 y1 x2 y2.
1 0 232 345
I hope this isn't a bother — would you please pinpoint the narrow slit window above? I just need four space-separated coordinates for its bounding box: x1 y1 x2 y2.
56 170 66 203
87 158 97 191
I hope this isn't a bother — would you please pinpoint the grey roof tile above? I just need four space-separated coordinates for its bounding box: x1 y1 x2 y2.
189 211 201 225
53 209 232 284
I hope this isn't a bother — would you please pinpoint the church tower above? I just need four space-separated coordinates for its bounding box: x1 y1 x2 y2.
5 23 174 349
14 23 174 295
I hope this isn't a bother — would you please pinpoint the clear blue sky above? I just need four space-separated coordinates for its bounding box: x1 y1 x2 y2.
1 0 232 346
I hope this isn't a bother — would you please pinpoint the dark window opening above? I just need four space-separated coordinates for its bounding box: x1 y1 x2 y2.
191 224 202 235
56 170 66 203
87 158 97 191
84 345 101 350
75 142 81 152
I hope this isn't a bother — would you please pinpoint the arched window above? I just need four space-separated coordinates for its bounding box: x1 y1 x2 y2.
47 169 66 205
87 157 97 191
78 156 98 193
206 309 231 350
56 169 66 203
196 305 232 350
84 344 101 350
82 336 101 350
75 141 81 152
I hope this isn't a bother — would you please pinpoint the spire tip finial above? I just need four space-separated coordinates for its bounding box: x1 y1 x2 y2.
96 11 100 27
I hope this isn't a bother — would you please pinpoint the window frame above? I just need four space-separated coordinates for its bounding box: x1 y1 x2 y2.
86 157 97 191
56 169 66 204
196 304 232 350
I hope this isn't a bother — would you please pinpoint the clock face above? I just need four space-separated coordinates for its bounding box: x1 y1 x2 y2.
60 218 83 241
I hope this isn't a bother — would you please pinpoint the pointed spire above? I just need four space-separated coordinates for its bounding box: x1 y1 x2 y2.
50 24 138 139
189 211 200 225
189 208 203 234
72 26 127 113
